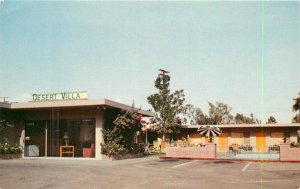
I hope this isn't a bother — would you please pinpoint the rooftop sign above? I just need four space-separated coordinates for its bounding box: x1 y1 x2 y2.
32 91 88 102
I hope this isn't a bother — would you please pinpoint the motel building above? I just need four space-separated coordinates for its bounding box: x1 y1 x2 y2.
0 92 154 159
179 124 300 155
161 124 300 161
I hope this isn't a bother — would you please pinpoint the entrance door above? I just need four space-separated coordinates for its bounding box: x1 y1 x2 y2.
47 120 60 157
25 121 46 157
256 131 266 152
219 132 228 152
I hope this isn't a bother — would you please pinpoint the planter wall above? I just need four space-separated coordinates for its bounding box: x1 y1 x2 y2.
0 153 22 160
280 143 300 161
101 153 144 160
165 143 216 159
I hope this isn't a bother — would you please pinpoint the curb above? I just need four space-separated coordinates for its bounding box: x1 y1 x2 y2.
160 156 300 163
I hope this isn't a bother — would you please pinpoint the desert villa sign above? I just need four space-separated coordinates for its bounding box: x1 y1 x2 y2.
32 91 88 102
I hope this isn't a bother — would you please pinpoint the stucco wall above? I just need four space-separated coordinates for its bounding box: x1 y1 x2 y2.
280 143 300 161
165 144 216 159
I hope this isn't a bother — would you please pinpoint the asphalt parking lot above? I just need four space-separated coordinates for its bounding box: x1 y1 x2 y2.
1 156 300 189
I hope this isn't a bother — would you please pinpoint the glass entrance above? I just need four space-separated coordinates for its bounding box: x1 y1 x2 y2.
25 119 95 157
47 119 96 157
25 121 46 157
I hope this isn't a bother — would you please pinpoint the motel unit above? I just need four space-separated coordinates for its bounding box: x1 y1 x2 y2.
179 124 300 153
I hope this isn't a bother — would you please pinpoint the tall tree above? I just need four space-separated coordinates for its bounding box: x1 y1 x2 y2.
292 94 300 112
147 70 187 140
194 108 211 125
292 93 300 123
187 102 260 125
234 113 260 124
187 102 233 125
207 102 233 124
292 114 300 123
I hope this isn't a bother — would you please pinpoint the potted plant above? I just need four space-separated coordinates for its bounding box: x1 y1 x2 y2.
82 141 94 158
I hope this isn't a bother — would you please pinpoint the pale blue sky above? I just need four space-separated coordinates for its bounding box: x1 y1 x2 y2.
0 1 299 123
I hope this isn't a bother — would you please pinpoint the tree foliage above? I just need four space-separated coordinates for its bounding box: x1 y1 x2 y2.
292 94 300 123
100 109 144 157
292 96 300 112
189 102 233 125
292 114 300 123
207 102 233 124
0 119 14 142
147 72 187 135
266 116 277 124
234 113 260 124
187 102 260 125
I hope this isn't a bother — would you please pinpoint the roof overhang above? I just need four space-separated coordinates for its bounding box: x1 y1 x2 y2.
0 103 11 109
0 99 154 117
183 123 300 129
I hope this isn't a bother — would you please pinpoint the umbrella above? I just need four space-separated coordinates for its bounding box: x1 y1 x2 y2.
197 125 222 142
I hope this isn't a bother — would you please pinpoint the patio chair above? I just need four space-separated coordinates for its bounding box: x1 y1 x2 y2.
231 143 240 154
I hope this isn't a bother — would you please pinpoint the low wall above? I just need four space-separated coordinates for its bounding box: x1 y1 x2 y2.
280 143 300 161
0 153 22 160
101 153 145 160
165 143 216 159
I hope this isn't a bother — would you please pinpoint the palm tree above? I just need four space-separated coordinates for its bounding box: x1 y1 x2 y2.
292 93 300 123
293 96 300 112
292 114 300 123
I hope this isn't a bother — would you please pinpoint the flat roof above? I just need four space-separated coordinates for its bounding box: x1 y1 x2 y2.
0 103 11 109
0 99 154 117
184 123 300 129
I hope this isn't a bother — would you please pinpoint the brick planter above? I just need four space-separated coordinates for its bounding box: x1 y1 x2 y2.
165 143 216 159
280 143 300 161
0 153 22 160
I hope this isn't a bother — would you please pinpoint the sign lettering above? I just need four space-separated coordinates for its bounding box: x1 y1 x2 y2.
31 91 88 102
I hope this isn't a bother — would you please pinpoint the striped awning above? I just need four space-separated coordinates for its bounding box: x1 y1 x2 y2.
197 125 222 137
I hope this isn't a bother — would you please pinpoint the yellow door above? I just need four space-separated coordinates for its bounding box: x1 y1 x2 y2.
219 133 228 152
256 131 266 152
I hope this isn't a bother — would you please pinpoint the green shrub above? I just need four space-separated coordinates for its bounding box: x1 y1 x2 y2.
127 143 145 154
101 108 145 157
0 143 21 154
290 142 300 148
100 142 127 157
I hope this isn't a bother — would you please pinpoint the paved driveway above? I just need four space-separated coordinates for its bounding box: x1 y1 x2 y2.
1 156 300 189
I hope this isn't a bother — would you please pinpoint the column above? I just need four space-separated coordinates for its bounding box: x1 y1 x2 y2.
95 109 104 159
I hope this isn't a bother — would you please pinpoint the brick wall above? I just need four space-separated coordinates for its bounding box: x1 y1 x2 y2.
165 143 216 159
280 143 300 161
